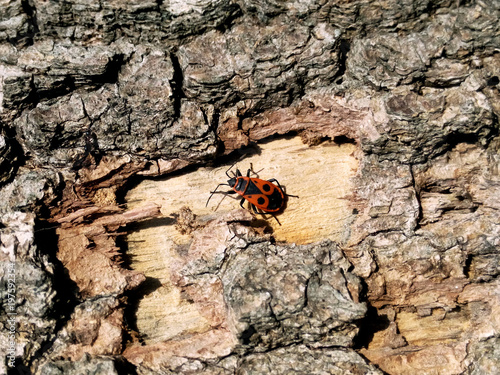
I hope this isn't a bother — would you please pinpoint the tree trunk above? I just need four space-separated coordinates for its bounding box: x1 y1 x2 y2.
1 1 499 374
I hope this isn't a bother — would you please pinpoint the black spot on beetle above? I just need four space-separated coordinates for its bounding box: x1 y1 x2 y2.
257 197 265 205
262 183 271 192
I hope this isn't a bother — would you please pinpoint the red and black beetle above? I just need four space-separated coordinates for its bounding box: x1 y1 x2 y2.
206 164 296 224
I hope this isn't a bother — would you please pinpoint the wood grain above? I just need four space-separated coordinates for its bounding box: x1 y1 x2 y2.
125 136 358 343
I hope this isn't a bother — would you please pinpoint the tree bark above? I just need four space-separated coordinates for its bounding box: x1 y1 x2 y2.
0 1 499 374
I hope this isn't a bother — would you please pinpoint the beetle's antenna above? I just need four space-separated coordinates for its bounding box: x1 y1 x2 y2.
207 190 239 211
214 192 236 211
215 194 227 211
225 162 238 178
206 183 230 207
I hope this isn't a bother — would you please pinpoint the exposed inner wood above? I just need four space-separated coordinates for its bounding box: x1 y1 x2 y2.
125 136 358 343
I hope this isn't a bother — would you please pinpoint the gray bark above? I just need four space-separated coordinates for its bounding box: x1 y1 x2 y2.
1 0 499 374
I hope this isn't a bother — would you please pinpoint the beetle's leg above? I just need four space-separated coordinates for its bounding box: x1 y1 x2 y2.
251 204 259 214
271 214 281 226
267 178 298 198
248 163 264 177
266 178 283 190
246 164 260 177
254 206 266 218
255 206 282 226
257 208 281 226
240 198 246 209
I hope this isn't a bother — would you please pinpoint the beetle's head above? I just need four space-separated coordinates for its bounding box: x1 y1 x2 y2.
227 177 236 187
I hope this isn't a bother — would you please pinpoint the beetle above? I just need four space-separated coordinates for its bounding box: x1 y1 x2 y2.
206 164 296 224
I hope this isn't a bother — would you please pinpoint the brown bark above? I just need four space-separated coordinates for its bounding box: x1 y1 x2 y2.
1 1 499 374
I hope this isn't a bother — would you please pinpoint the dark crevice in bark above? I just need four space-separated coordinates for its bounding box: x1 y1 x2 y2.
113 357 139 375
442 132 481 151
352 305 391 350
0 127 25 186
169 52 186 120
7 362 30 375
36 76 76 103
26 53 124 106
214 3 243 33
97 54 126 85
409 164 423 230
24 74 41 108
334 38 350 85
122 276 163 346
29 220 81 368
16 0 39 46
72 100 102 170
334 135 357 145
463 253 473 279
486 76 499 86
240 325 258 346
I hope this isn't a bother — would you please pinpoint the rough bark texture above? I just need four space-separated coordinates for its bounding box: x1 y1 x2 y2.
1 0 499 374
